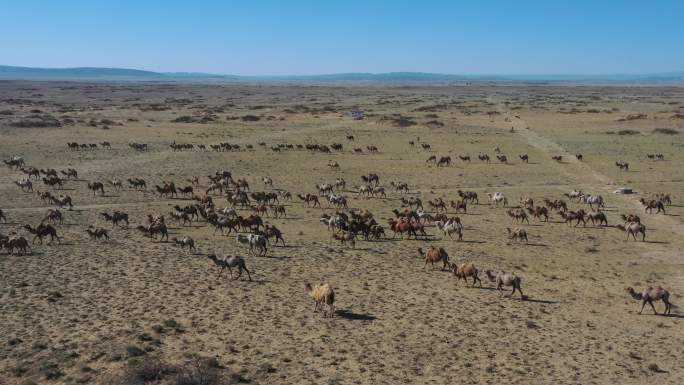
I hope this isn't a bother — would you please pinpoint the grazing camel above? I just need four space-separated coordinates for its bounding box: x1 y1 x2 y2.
625 286 674 315
305 283 335 318
576 154 583 161
417 247 451 270
552 155 563 162
485 270 524 298
519 154 529 163
436 156 451 167
101 211 129 227
331 231 355 248
453 262 482 287
560 210 586 227
171 236 196 252
449 200 467 213
0 236 31 255
639 198 665 214
496 154 508 164
60 168 78 179
42 208 64 224
457 190 478 204
616 222 646 241
208 254 252 281
459 155 471 162
587 211 608 226
86 226 110 240
615 161 629 171
527 206 549 222
107 179 123 191
506 227 528 243
87 182 105 196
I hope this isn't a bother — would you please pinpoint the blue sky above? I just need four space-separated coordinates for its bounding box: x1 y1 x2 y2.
1 0 682 75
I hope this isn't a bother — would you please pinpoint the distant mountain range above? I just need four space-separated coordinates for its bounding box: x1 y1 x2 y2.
1 65 682 83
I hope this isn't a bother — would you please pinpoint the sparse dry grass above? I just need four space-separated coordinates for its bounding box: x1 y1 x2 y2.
0 81 683 385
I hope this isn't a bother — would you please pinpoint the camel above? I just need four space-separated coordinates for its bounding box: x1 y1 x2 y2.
331 231 356 248
208 254 252 281
616 222 646 241
387 218 426 240
107 179 123 191
60 168 78 179
417 247 451 270
449 200 467 213
527 206 549 222
639 198 665 214
457 190 478 204
496 154 508 164
263 224 285 246
86 227 110 240
436 156 451 167
42 209 64 224
485 270 524 298
507 227 528 243
1 236 31 255
136 222 169 241
453 262 482 287
625 286 674 315
459 155 471 162
552 155 563 162
437 217 463 240
615 161 629 171
305 283 335 317
585 211 607 226
171 236 196 252
487 192 508 207
519 154 529 163
519 197 534 208
14 179 33 192
560 210 586 227
101 211 129 227
297 193 321 207
24 223 60 244
507 209 530 224
87 182 105 196
236 233 267 256
576 154 583 161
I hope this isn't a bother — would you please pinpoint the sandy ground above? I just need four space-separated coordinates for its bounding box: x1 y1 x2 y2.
0 81 683 385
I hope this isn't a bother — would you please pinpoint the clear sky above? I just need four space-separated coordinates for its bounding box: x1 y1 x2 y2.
1 0 682 76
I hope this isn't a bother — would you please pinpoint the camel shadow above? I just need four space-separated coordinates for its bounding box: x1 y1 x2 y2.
524 243 548 247
336 310 377 321
523 297 559 304
644 240 670 244
458 240 486 244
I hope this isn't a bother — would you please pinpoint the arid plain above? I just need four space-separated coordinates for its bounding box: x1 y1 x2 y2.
1 81 683 385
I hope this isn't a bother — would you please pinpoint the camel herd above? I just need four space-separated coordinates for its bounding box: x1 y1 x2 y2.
1 137 678 319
